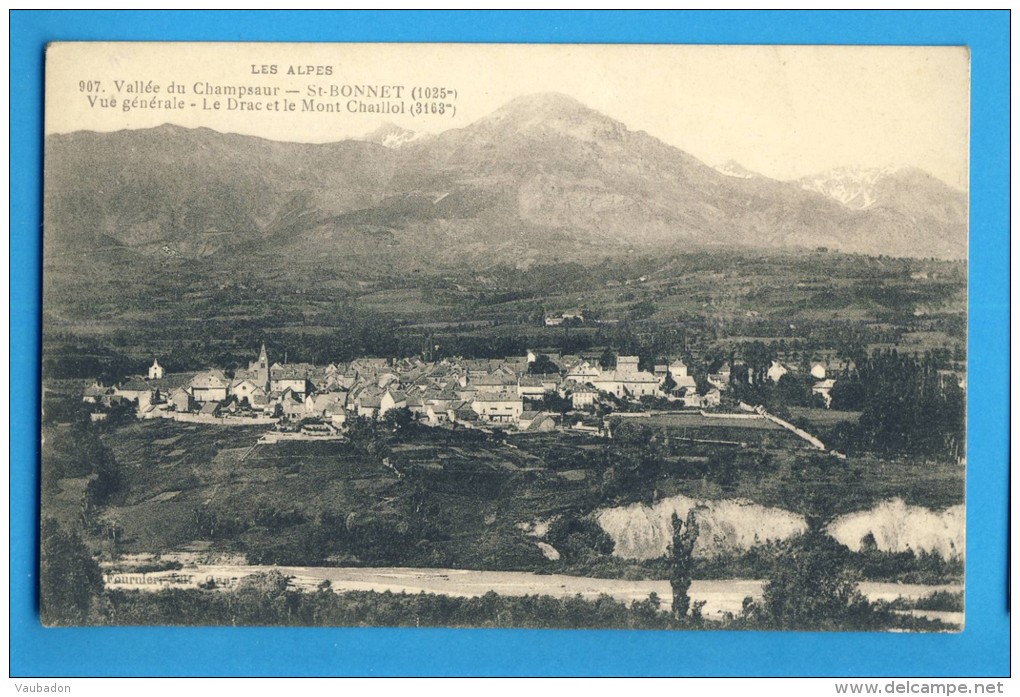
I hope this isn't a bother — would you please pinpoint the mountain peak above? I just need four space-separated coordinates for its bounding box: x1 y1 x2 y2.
493 92 592 114
479 92 626 143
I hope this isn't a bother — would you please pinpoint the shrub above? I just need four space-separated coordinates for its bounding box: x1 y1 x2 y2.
742 530 893 631
546 516 615 562
40 519 103 626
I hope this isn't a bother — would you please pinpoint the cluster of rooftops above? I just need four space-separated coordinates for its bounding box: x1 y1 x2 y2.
84 344 723 431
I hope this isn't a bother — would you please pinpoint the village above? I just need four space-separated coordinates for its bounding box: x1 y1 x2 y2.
80 343 855 447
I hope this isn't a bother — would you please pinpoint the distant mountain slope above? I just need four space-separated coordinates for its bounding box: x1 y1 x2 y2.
714 160 758 179
43 126 398 258
43 93 968 271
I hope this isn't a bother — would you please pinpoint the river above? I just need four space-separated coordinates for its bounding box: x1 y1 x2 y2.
103 564 963 626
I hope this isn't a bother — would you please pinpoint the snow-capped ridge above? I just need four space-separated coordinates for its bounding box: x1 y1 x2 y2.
360 122 430 149
799 165 907 210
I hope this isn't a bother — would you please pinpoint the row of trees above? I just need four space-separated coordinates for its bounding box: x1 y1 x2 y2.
827 350 965 460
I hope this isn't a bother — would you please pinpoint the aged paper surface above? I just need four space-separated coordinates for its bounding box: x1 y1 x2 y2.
41 42 968 630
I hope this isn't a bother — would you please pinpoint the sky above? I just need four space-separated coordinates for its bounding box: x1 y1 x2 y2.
46 43 970 189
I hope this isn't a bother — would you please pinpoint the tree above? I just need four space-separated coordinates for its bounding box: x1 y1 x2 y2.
539 392 571 416
743 530 889 631
40 518 103 626
603 422 668 502
383 406 415 432
829 376 865 411
668 510 699 619
546 516 615 562
662 370 677 395
345 415 391 464
743 341 773 385
237 569 291 596
528 355 560 375
598 348 617 370
776 373 812 407
694 374 713 396
788 453 861 528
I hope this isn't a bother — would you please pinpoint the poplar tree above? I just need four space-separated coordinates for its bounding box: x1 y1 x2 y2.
669 510 699 620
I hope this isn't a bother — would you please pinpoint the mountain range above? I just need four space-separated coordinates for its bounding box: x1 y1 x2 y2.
43 92 967 273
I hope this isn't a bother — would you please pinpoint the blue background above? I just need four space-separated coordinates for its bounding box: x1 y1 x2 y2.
10 10 1010 677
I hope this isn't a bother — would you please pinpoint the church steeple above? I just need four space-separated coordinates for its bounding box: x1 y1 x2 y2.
257 343 270 390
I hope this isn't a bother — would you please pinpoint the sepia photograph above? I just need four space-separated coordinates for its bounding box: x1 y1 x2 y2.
39 41 969 633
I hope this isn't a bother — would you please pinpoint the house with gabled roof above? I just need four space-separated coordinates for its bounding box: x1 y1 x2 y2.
708 364 731 391
400 383 428 410
270 363 316 397
616 355 641 372
471 391 524 423
471 373 514 390
567 383 598 409
82 382 114 404
305 392 347 418
250 388 270 412
279 388 306 420
451 404 480 425
190 369 229 403
350 358 389 375
591 369 661 399
538 374 562 392
501 356 529 373
354 390 383 419
517 375 547 399
425 400 454 425
145 372 197 398
703 388 722 407
199 401 221 417
518 410 542 428
668 359 698 390
231 378 266 407
518 410 557 432
565 361 601 383
379 389 408 418
463 358 504 376
767 361 789 384
455 384 479 402
115 378 158 404
351 387 407 419
376 372 400 389
169 386 193 413
525 412 558 433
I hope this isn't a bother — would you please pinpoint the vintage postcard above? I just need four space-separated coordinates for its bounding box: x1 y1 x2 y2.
40 42 968 631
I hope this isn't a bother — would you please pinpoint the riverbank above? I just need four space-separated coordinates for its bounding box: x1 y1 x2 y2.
102 563 963 627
